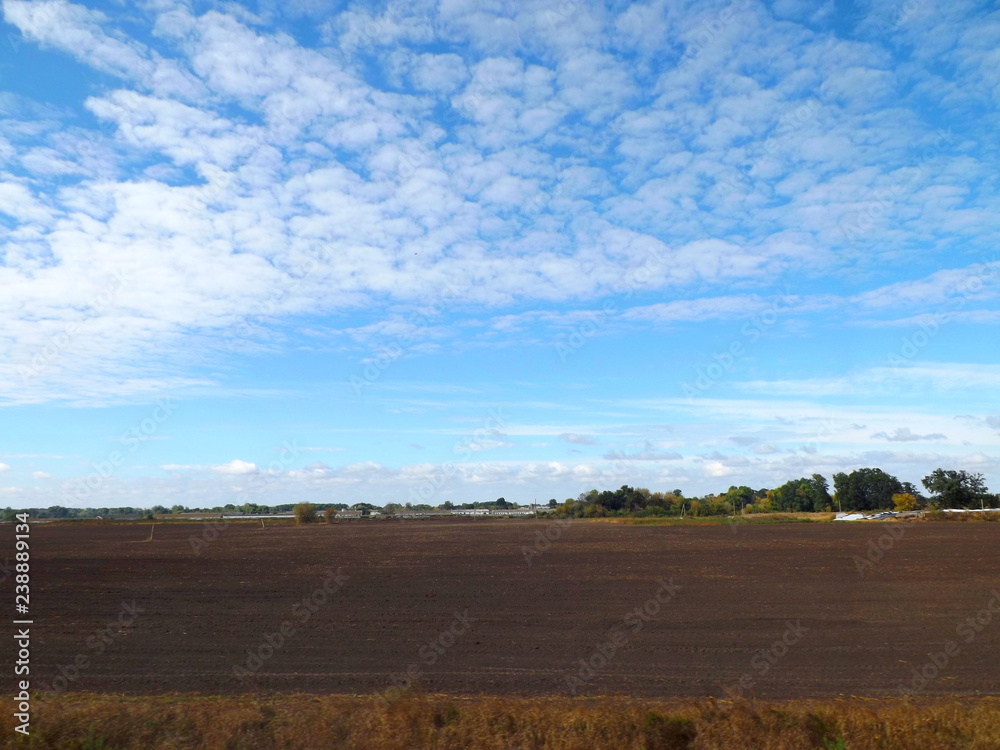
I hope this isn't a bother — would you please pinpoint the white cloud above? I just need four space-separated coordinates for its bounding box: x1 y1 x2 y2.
704 461 736 478
3 0 204 98
871 428 947 442
0 1 993 408
559 433 595 445
623 294 791 324
605 448 683 462
737 363 1000 398
4 0 152 80
410 52 468 93
212 459 258 475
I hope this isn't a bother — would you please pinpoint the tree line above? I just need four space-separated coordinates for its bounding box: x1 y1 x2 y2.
0 497 533 521
551 468 996 518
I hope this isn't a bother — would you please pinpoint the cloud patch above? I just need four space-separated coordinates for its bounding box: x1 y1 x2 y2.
212 459 259 475
871 428 947 443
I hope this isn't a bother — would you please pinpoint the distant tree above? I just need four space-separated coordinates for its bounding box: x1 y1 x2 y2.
294 502 317 524
725 486 755 515
770 475 831 512
810 474 833 511
442 501 454 510
324 506 336 523
667 493 687 515
671 489 684 498
892 493 918 512
770 479 808 512
495 497 509 509
548 498 557 508
170 504 186 514
704 494 729 516
833 468 903 511
743 490 771 513
922 469 990 509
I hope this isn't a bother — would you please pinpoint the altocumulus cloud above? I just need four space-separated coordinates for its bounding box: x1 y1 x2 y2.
1 0 998 407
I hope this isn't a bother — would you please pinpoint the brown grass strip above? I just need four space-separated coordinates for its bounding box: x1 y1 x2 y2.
3 693 1000 749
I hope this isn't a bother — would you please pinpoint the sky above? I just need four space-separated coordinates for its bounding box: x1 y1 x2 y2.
0 0 998 510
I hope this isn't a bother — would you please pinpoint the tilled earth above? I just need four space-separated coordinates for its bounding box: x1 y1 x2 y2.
15 519 1000 698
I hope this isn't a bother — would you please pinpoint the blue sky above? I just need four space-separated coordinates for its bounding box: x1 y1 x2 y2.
1 0 998 509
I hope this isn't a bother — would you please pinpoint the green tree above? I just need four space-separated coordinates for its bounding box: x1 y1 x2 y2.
770 475 831 512
725 485 755 515
810 474 833 511
833 468 902 511
922 469 990 509
770 478 813 512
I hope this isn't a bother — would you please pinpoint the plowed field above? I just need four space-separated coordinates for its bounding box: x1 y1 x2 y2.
18 520 1000 698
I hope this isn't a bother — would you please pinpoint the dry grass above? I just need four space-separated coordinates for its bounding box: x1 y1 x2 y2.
921 511 1000 522
5 693 1000 749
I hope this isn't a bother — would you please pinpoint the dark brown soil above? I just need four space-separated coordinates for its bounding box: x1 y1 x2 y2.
13 520 1000 698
